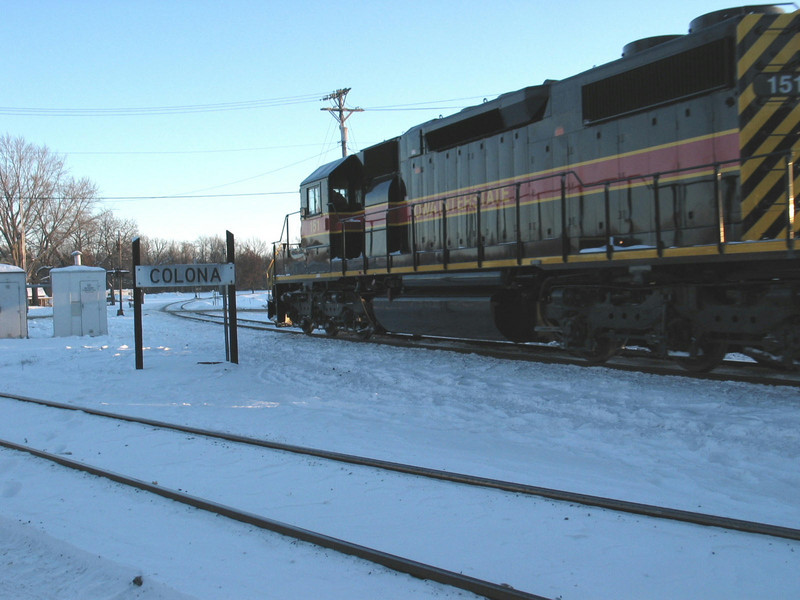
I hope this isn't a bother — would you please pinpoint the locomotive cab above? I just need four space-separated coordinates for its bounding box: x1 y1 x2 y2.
299 154 364 264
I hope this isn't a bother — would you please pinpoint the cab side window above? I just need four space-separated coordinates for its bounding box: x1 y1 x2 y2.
305 185 321 216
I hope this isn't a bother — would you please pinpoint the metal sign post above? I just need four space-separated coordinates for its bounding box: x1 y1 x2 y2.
226 230 239 364
132 238 144 370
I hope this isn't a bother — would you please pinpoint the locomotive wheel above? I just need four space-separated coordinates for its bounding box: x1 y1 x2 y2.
675 341 727 373
355 324 373 340
750 317 800 370
563 318 618 365
300 319 314 335
352 314 374 340
576 334 619 365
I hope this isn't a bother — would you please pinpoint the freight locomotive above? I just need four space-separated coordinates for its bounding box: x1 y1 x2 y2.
270 5 800 372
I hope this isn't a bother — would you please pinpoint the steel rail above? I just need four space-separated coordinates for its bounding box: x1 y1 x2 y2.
0 436 548 600
2 391 799 543
166 306 800 388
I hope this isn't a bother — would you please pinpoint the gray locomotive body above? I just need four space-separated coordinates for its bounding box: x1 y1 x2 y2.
271 6 800 371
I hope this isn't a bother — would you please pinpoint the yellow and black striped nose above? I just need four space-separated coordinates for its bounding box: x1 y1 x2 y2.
738 11 800 241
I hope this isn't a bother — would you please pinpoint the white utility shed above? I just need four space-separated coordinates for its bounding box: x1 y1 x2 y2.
0 264 27 338
51 265 108 337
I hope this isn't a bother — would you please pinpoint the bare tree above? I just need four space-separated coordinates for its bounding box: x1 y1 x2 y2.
195 235 227 263
90 210 138 270
235 248 268 291
176 241 196 264
235 237 271 291
141 236 173 264
0 135 278 287
0 134 98 274
239 236 270 256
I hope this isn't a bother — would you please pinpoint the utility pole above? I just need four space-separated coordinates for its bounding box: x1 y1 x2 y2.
18 195 26 274
321 88 363 158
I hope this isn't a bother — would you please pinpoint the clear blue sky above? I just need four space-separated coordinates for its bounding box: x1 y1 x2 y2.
1 0 761 245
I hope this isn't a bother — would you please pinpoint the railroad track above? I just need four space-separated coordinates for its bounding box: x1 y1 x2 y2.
0 391 547 600
3 391 798 597
2 390 798 545
0 441 541 600
164 300 800 388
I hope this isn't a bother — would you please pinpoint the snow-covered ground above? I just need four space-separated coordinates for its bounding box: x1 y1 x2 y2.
0 293 798 599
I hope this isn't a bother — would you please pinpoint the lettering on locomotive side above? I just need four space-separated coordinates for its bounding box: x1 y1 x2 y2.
484 187 513 207
412 186 516 221
135 264 235 288
308 219 321 235
302 214 363 236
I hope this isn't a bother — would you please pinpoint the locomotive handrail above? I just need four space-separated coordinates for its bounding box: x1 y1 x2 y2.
714 162 726 253
271 211 301 278
653 173 664 257
272 210 301 247
786 151 795 251
515 182 523 264
277 147 797 277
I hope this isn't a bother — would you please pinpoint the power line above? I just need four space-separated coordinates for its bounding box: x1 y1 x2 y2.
63 143 322 156
364 106 467 111
362 94 498 111
0 93 326 117
174 147 341 196
20 191 296 203
8 92 498 206
99 191 296 203
0 93 497 118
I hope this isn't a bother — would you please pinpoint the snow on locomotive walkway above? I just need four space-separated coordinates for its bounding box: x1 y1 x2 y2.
0 292 798 599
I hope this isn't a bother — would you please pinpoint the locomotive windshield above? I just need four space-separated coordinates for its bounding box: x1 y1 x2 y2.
330 184 362 211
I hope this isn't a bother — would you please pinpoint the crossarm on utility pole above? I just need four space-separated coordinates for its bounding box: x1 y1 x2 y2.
321 88 363 158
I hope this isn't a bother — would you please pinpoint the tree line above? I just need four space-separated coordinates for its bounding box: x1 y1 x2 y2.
0 134 272 291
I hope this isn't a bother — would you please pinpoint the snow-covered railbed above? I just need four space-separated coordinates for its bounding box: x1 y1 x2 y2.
0 293 798 599
0 446 477 600
3 394 798 600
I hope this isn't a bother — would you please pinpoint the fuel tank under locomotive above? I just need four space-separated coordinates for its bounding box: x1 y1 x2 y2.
372 272 539 342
